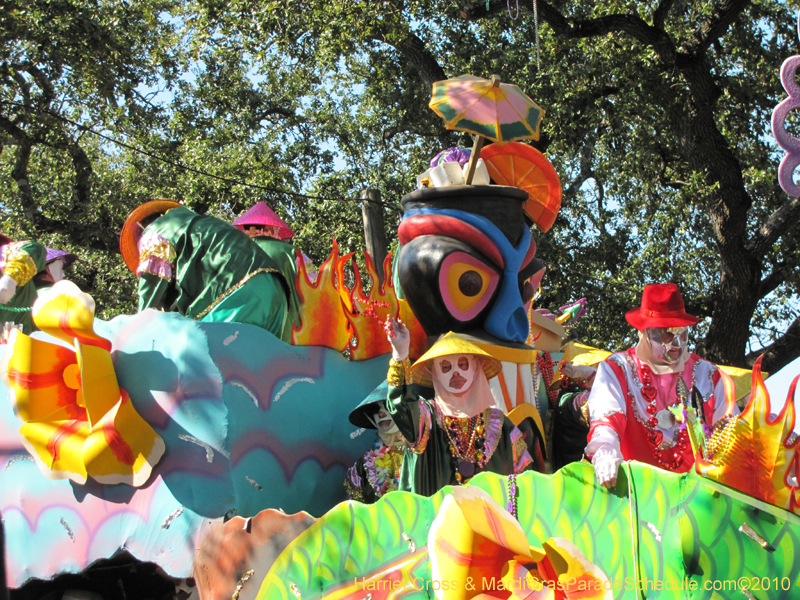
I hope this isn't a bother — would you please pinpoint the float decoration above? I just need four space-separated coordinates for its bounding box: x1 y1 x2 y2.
0 301 392 587
770 10 800 197
397 185 542 346
255 461 800 599
429 74 545 184
695 356 800 513
481 141 563 232
292 242 426 361
347 252 427 362
292 240 354 352
428 486 612 599
1 281 164 486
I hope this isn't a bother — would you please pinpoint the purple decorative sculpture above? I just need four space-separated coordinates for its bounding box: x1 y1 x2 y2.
771 11 800 197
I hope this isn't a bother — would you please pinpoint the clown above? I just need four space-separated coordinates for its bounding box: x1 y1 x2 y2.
120 200 290 340
586 283 739 487
0 233 47 334
344 381 407 504
385 318 535 496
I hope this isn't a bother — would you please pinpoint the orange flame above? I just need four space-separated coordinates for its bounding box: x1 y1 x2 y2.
291 243 428 361
696 356 800 513
291 240 354 352
347 253 397 361
346 252 427 362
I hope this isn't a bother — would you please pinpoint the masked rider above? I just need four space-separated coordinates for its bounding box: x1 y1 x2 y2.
385 318 535 496
345 381 407 504
585 283 739 488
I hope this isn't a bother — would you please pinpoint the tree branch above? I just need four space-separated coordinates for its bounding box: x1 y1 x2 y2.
457 0 680 64
745 315 800 374
682 0 752 56
563 138 595 198
748 195 800 258
653 0 679 29
757 261 797 299
10 137 35 222
370 29 446 91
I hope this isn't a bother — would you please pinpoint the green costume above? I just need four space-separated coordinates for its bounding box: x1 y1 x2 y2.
251 236 301 341
552 389 591 470
136 207 290 340
0 240 47 334
385 360 533 496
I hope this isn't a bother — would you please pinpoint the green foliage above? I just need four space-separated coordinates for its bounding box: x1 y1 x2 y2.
0 0 797 368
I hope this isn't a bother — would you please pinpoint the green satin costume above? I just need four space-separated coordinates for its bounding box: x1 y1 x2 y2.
386 361 534 496
136 207 290 340
0 240 47 334
251 236 302 341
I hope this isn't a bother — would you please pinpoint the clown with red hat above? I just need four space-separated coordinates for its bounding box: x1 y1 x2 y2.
585 283 740 487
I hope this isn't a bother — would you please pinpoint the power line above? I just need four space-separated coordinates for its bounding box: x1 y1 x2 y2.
2 101 403 214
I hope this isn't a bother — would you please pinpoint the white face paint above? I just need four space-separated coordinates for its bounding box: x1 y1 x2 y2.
645 327 688 363
46 258 65 283
433 354 478 394
373 401 399 435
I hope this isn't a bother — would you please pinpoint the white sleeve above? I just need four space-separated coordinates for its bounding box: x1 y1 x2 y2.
585 359 627 459
587 359 628 422
585 425 623 460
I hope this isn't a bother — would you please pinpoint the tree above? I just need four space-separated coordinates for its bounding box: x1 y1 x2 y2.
2 0 797 374
0 0 188 316
189 0 799 372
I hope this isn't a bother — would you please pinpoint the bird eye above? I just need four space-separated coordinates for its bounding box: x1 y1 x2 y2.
438 252 500 321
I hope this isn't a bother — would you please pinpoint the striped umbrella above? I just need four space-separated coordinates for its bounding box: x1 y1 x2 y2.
429 74 545 183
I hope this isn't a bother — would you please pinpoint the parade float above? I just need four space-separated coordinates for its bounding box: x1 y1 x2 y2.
1 28 800 600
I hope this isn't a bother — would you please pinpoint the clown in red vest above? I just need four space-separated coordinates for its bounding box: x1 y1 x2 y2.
585 283 739 487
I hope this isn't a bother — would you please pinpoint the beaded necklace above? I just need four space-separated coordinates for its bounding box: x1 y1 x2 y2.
536 352 559 409
443 410 490 483
634 358 691 470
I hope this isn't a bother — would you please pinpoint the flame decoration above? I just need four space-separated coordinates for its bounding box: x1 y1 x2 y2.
292 242 426 361
695 356 800 513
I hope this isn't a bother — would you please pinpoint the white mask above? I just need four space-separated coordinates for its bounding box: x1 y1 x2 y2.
46 258 65 283
433 354 478 394
645 327 688 363
372 401 399 435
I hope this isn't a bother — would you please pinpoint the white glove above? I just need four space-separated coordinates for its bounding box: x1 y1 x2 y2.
0 274 17 304
592 448 623 488
386 317 410 361
562 363 597 382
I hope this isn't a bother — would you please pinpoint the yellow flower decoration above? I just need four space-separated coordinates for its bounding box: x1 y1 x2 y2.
1 281 164 486
428 486 612 599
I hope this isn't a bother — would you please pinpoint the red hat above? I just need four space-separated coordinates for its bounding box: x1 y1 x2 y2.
0 233 11 246
232 202 295 240
625 283 700 330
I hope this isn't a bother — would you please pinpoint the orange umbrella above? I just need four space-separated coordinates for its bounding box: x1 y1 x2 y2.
480 142 562 232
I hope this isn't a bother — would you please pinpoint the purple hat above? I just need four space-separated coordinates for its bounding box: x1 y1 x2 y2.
232 202 295 240
45 247 78 267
